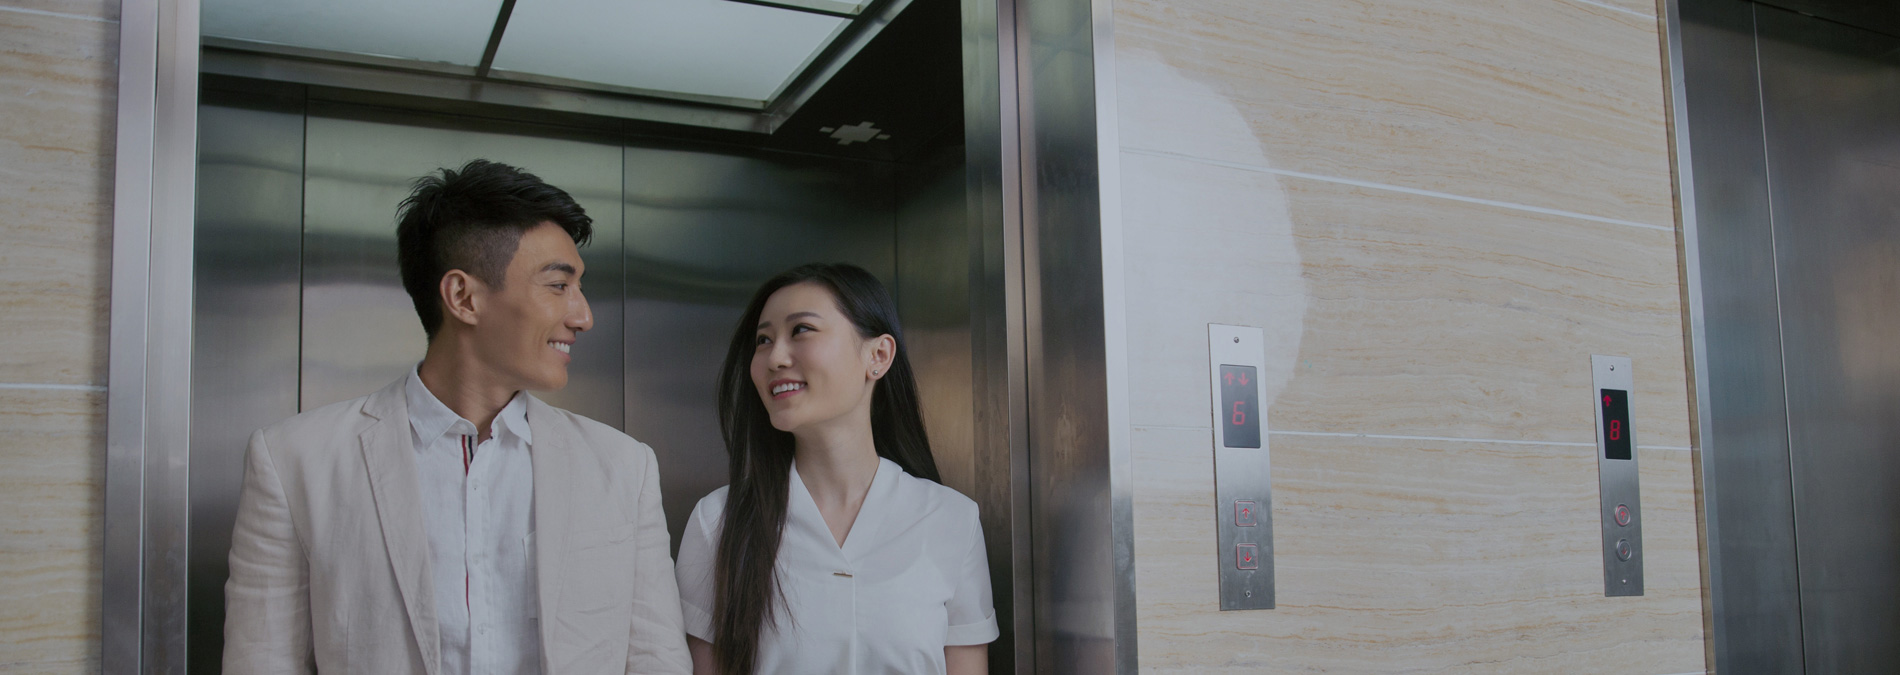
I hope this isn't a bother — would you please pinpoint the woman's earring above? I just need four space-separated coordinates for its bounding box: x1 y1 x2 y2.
873 369 881 376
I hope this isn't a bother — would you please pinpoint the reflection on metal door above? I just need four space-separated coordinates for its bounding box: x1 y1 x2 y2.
1672 1 1900 670
188 92 306 673
1755 8 1900 670
300 114 626 422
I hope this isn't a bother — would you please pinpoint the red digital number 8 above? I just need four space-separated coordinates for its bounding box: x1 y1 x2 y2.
1609 420 1621 441
1232 401 1246 426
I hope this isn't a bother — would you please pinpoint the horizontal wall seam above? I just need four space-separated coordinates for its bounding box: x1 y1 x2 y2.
0 5 118 23
1121 146 1675 233
1567 0 1657 20
1133 424 1691 451
0 382 108 392
1271 429 1594 447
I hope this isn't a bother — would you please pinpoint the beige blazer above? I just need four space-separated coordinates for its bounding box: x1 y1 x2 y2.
222 377 692 674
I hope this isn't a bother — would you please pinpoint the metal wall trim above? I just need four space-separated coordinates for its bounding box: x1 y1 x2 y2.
198 49 772 133
102 0 159 668
1087 0 1138 666
1012 0 1132 667
961 0 1032 670
1658 0 1721 662
1664 0 1810 670
104 0 201 671
200 35 481 77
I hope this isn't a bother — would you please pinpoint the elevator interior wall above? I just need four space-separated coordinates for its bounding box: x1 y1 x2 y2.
618 140 902 548
187 75 976 674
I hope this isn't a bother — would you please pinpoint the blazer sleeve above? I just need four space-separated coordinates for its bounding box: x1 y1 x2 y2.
223 430 316 674
626 441 694 674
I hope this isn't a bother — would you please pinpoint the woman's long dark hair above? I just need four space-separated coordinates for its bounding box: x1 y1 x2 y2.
710 263 941 675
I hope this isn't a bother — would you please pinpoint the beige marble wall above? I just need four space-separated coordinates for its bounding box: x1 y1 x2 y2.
0 0 117 671
1112 0 1705 671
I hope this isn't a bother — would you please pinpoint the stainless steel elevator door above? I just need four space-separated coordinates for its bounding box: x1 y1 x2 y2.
300 114 626 425
1755 7 1900 670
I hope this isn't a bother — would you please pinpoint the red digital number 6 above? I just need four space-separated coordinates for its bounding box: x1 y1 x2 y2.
1232 401 1246 426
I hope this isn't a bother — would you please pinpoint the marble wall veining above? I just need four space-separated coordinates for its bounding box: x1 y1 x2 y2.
0 0 117 671
1111 0 1705 671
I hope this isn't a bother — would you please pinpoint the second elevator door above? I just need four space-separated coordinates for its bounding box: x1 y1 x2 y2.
1753 7 1900 670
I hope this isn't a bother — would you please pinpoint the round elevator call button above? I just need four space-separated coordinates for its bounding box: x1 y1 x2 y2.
1615 538 1633 561
1614 504 1632 527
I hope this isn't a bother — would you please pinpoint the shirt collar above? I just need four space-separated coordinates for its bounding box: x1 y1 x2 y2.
787 457 899 562
404 366 533 449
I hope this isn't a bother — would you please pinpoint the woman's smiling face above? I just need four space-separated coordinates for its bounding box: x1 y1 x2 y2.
749 282 889 433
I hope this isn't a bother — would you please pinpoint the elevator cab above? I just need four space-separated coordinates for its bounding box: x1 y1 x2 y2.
183 0 1030 670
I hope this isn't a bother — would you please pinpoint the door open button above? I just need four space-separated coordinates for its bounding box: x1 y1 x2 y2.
1236 543 1259 570
1235 500 1258 527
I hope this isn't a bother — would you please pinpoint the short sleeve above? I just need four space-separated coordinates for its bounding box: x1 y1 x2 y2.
944 510 999 646
674 494 723 642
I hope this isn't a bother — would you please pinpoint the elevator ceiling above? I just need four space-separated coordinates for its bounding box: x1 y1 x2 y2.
201 0 885 108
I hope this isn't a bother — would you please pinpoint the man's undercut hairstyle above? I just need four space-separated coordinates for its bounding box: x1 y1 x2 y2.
396 159 592 341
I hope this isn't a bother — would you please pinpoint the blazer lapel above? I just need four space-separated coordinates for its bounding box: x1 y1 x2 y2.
360 379 441 675
527 395 572 660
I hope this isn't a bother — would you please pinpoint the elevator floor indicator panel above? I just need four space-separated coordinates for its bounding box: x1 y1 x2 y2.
1210 324 1273 610
1592 355 1643 596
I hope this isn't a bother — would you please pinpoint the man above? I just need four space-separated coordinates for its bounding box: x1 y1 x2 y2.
224 160 691 674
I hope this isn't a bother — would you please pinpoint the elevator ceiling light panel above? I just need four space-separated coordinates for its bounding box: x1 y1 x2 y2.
199 0 901 117
201 0 506 66
492 0 849 104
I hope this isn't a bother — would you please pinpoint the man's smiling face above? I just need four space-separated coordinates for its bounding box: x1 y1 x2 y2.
470 221 593 392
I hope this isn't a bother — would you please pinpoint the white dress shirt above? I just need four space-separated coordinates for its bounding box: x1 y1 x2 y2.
676 457 999 675
406 369 541 674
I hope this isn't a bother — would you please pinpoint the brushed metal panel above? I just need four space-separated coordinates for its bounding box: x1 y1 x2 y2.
106 0 201 669
104 1 162 670
186 94 306 673
1755 8 1900 669
1016 0 1132 665
143 7 201 665
961 0 1034 669
1670 0 1807 669
300 114 625 427
897 152 977 498
1592 355 1644 597
1209 325 1274 610
620 143 895 551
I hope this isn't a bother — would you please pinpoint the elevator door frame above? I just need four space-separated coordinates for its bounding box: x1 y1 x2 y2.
1665 0 1900 670
102 0 1138 673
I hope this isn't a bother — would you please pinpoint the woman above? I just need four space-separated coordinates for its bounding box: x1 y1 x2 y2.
675 263 997 675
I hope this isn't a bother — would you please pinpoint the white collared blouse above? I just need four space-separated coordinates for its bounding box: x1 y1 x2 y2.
676 457 999 675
